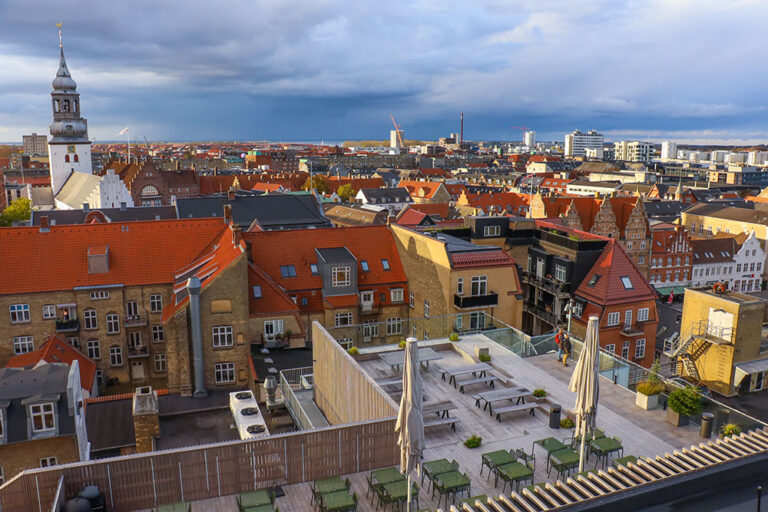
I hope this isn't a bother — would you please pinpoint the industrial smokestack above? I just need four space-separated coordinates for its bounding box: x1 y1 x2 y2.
460 113 464 144
187 277 207 398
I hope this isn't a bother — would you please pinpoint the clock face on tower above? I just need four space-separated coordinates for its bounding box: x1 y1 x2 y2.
67 145 76 153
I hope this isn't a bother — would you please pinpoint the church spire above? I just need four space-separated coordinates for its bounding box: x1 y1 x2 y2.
52 23 77 92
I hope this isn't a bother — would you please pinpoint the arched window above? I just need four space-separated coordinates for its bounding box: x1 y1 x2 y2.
53 100 60 113
141 185 160 197
64 155 70 163
73 100 78 112
62 99 70 112
74 154 79 163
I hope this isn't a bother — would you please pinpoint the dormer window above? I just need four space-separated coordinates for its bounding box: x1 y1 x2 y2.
331 266 351 287
30 403 56 433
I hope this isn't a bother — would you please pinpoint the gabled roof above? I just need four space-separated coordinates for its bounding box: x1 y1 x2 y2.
398 180 446 199
55 171 101 208
248 263 300 316
30 205 177 225
6 335 96 392
357 187 412 203
396 207 434 227
575 238 657 305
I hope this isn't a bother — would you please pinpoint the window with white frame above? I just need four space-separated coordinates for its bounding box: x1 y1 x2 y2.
152 325 164 343
13 336 34 354
150 294 163 313
264 320 284 338
424 300 430 318
40 457 57 468
471 275 487 296
87 339 101 359
126 300 139 319
83 309 97 330
457 277 464 295
605 344 616 354
109 346 123 366
423 330 429 340
154 353 167 373
390 288 404 303
362 321 379 338
9 304 30 324
483 225 501 237
90 290 109 300
66 336 79 348
106 313 120 334
331 266 351 287
621 341 630 359
386 317 402 335
635 339 646 359
470 311 485 330
638 307 649 322
554 264 567 282
606 312 620 326
454 314 463 331
42 305 56 319
30 403 55 433
334 312 353 327
129 331 142 348
409 291 414 308
572 302 583 318
338 338 353 349
212 326 233 347
214 362 235 384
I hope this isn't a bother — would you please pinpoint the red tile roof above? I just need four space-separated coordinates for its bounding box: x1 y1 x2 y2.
248 263 300 316
324 294 359 308
199 175 236 195
325 177 385 193
0 219 228 295
449 251 516 269
6 335 96 392
396 207 430 227
408 203 450 218
398 180 445 199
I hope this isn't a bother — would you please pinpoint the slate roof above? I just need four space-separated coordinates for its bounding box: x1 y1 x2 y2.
357 187 413 203
176 193 330 230
30 205 177 225
691 238 737 265
643 200 685 219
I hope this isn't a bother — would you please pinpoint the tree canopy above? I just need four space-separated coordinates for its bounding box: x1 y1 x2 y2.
337 183 356 202
0 197 31 227
302 175 329 194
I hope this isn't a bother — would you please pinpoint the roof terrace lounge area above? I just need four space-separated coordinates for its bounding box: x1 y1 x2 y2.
3 322 768 512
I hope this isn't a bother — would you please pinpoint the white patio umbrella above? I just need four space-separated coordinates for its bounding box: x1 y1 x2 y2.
568 315 600 473
395 337 424 512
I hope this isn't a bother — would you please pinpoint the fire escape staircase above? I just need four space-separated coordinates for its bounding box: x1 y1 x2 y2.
665 320 734 384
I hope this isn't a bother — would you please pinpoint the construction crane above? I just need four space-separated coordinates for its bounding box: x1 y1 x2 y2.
511 126 529 141
390 114 405 148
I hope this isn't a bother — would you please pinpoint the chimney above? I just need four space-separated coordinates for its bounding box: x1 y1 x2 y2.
120 201 127 211
227 187 235 201
187 277 207 398
223 204 232 224
132 386 160 453
175 159 180 171
39 216 50 233
83 203 90 212
264 376 278 406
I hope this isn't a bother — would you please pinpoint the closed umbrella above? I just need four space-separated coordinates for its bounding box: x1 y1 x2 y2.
568 315 600 473
395 337 424 512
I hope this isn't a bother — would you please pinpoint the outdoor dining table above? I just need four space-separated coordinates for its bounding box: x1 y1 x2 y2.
497 462 534 492
481 450 516 483
441 363 493 386
242 505 274 512
320 490 355 512
370 467 404 486
314 476 347 495
474 386 530 415
590 437 623 467
433 471 471 504
379 347 443 372
548 448 580 479
422 458 456 489
382 480 419 505
533 437 567 458
239 490 272 508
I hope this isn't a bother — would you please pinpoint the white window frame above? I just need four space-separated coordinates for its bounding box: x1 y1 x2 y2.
606 312 620 327
483 225 501 237
154 353 167 373
152 325 164 343
409 291 414 308
13 336 34 355
40 457 57 468
362 321 379 338
214 362 235 384
424 300 430 318
621 341 630 359
331 266 351 287
129 331 142 348
390 288 404 303
386 317 402 335
149 294 163 313
264 320 284 338
83 309 98 330
457 277 464 295
212 326 234 348
87 339 101 360
471 275 488 296
90 290 109 300
605 344 616 354
109 346 123 366
638 307 649 322
635 339 646 359
30 403 56 433
126 300 139 318
106 313 120 334
9 304 30 324
554 264 567 282
334 312 353 327
42 305 56 320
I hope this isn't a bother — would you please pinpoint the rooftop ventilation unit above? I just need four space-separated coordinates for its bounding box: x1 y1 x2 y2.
229 390 269 440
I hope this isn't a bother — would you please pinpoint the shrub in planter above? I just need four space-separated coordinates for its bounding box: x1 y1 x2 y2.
347 346 359 355
560 417 575 429
449 333 460 342
636 359 665 410
478 353 491 363
464 435 482 449
666 386 702 427
398 340 406 349
533 389 547 399
720 423 742 438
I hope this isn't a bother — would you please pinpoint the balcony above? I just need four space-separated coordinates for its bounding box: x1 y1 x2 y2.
55 318 80 333
523 301 562 327
620 323 645 337
454 292 499 309
521 270 570 297
127 345 150 358
359 303 380 316
124 311 148 327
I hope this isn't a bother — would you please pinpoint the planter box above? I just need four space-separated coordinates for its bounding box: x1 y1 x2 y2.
666 408 689 427
475 347 490 360
635 392 659 410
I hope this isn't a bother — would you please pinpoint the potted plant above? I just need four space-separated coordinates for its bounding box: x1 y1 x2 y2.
478 353 491 363
398 340 406 349
720 423 741 438
448 333 459 342
533 389 547 402
347 346 359 356
635 359 665 410
666 385 702 427
463 435 482 449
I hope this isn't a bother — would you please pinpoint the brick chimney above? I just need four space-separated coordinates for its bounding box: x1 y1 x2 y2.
227 187 235 201
39 216 50 233
132 386 160 453
223 204 232 224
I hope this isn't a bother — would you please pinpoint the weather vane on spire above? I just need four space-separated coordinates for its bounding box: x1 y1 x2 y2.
56 22 63 47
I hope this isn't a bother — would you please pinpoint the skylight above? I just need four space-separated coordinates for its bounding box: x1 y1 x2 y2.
310 264 318 275
252 285 262 298
280 265 297 278
361 260 369 272
382 259 390 271
588 274 601 286
621 276 633 289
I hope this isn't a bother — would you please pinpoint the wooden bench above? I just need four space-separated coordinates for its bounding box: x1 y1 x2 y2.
424 416 459 431
456 375 498 393
494 403 537 422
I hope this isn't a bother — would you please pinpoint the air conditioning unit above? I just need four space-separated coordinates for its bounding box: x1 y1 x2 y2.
229 390 269 440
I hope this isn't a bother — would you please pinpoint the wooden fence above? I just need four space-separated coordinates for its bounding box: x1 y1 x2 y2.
0 418 398 512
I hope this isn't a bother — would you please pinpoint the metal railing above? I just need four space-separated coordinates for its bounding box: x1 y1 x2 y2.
453 292 499 309
279 367 315 431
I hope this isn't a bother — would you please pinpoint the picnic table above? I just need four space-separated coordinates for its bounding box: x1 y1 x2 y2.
370 467 404 486
379 348 443 372
320 490 355 512
497 462 534 492
440 363 493 386
474 386 530 415
422 400 457 418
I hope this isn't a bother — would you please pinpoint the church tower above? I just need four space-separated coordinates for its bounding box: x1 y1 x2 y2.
48 26 92 195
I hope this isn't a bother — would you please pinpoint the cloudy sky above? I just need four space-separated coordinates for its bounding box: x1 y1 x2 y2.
1 0 767 144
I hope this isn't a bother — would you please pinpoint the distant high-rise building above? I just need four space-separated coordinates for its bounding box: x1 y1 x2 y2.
390 129 403 150
564 129 603 157
614 141 653 162
22 133 48 156
524 130 535 147
661 141 677 161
